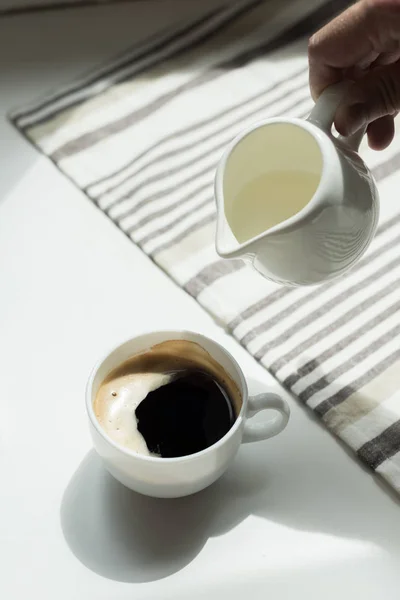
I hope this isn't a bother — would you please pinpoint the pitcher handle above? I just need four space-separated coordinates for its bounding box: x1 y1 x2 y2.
307 82 366 152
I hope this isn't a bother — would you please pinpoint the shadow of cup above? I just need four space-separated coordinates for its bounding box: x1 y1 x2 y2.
60 447 269 583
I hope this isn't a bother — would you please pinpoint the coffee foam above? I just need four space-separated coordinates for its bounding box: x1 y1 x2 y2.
93 340 242 456
94 371 172 455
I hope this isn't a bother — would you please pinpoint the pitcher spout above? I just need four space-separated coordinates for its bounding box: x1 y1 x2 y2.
215 210 243 258
215 168 258 259
214 164 295 261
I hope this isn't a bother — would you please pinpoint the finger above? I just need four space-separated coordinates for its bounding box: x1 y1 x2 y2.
309 0 400 100
334 62 400 136
372 50 400 66
367 114 396 149
309 2 374 101
348 49 400 81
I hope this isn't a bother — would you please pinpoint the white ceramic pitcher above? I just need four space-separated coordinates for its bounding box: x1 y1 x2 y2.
214 83 380 286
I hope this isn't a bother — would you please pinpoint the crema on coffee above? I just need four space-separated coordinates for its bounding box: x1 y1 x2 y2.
94 340 242 458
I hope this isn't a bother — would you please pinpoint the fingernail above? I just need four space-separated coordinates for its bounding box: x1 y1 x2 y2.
335 103 367 136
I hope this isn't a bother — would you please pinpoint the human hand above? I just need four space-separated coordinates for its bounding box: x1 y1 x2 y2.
308 0 400 150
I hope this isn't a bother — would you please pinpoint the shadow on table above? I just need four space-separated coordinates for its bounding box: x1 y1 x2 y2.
60 445 269 583
61 375 400 584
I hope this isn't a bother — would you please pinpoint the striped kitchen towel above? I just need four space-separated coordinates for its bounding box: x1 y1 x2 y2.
0 0 122 15
12 0 400 494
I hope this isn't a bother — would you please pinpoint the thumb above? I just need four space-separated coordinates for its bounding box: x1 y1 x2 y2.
335 62 400 136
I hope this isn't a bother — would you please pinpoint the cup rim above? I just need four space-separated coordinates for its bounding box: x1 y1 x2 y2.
85 330 248 464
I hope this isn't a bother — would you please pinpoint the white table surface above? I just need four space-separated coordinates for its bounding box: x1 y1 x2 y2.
1 3 400 599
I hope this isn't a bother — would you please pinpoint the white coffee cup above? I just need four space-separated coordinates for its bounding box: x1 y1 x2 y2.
86 330 290 498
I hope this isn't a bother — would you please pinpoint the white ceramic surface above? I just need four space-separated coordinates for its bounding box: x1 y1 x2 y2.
86 331 290 498
215 83 380 286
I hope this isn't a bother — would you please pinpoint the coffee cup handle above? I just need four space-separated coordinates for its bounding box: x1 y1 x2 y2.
307 81 366 152
242 392 290 443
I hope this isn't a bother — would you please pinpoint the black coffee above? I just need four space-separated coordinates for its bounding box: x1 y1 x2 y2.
94 340 242 458
135 370 236 458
